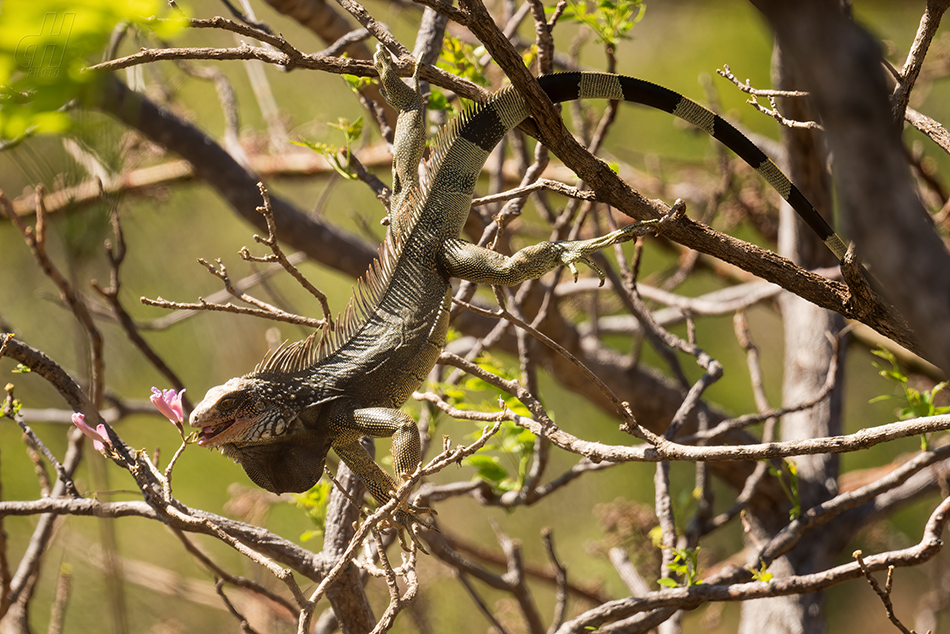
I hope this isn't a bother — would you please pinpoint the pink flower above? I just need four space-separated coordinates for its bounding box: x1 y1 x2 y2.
71 412 111 455
151 387 186 434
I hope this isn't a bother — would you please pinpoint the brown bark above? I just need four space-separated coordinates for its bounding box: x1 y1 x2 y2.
739 44 846 634
322 440 376 634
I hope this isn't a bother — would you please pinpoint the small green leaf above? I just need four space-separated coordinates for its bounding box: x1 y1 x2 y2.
657 577 679 588
0 0 186 140
871 347 896 362
552 0 646 48
342 73 372 91
437 36 489 88
427 89 454 114
464 454 509 483
292 480 333 540
749 558 773 582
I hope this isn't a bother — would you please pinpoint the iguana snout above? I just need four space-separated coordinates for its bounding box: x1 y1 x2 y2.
190 377 290 447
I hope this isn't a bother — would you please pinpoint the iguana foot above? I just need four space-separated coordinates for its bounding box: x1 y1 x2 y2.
383 502 438 554
373 44 421 108
554 218 660 283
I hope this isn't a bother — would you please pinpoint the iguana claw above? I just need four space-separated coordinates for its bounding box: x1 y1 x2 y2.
556 218 659 284
383 502 438 554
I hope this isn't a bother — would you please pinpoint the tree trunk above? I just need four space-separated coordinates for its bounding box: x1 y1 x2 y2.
738 43 846 634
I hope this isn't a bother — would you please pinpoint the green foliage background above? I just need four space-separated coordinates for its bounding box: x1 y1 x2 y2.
0 1 947 632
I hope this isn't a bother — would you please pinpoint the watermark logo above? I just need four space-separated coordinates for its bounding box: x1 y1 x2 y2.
15 12 76 79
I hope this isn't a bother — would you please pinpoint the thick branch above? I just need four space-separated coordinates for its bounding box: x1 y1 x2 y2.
554 495 950 633
0 498 330 582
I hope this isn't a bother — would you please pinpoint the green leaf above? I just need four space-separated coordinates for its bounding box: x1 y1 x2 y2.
427 89 453 114
342 73 372 91
437 36 489 88
464 454 509 483
291 137 357 180
871 347 896 362
749 558 773 582
292 480 332 540
657 577 679 588
553 0 646 47
0 0 185 140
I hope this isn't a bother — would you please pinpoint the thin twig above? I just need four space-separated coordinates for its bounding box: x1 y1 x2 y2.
214 577 261 634
2 391 78 498
141 296 325 328
717 64 823 130
172 529 298 618
853 550 917 634
471 178 598 208
542 528 569 634
244 183 334 326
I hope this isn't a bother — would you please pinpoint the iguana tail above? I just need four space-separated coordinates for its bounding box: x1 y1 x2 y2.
448 72 848 261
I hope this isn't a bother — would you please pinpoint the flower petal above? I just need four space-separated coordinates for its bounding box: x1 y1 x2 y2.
165 388 185 423
72 412 110 453
93 424 112 453
150 386 178 421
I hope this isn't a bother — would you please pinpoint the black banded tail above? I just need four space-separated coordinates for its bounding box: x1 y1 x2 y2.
545 72 847 260
448 72 847 261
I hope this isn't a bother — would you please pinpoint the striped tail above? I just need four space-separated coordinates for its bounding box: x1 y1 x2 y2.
447 72 848 261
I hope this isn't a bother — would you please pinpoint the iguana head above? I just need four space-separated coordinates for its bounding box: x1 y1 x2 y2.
190 376 331 494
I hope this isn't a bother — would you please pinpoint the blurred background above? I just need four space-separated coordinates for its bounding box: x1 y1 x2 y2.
1 0 949 632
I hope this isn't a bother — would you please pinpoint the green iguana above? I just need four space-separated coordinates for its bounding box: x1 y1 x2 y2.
189 46 846 536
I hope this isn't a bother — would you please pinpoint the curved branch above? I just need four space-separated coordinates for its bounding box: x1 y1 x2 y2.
555 495 950 633
459 0 922 357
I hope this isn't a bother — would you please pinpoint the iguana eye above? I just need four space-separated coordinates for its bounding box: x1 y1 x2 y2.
218 396 238 411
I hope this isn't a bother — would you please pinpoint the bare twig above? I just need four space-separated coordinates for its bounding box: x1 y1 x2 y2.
554 495 950 632
214 577 261 634
91 203 191 409
141 296 325 328
2 386 79 498
853 550 916 634
542 528 568 634
173 529 298 618
331 0 409 59
47 564 71 634
891 0 950 122
471 178 599 208
717 64 823 130
242 183 334 325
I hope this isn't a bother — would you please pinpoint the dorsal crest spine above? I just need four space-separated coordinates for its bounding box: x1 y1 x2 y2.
253 88 530 376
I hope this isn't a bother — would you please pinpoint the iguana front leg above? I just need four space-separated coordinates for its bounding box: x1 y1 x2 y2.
330 407 435 535
442 218 660 285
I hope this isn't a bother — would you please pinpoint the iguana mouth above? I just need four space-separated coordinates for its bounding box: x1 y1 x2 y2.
198 420 237 446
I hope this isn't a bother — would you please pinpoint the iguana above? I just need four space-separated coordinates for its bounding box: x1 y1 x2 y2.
189 46 846 537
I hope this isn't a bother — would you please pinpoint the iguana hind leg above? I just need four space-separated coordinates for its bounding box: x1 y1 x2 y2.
442 218 659 286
